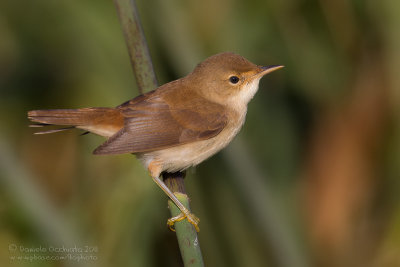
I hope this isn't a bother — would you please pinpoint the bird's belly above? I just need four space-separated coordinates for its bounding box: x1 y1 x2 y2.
137 122 243 174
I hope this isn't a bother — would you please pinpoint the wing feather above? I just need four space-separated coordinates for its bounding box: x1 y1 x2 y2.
93 90 227 155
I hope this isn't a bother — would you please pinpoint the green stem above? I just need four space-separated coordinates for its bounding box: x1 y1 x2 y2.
113 1 204 266
113 0 157 93
163 172 204 267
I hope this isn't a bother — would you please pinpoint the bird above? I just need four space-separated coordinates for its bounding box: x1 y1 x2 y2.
28 52 283 231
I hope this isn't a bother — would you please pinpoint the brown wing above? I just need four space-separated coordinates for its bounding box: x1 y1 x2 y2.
93 88 227 155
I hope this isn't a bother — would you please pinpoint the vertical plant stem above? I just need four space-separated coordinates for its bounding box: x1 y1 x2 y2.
113 0 157 93
164 172 204 267
113 1 204 266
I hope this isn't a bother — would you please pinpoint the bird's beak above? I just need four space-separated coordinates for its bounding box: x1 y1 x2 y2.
258 65 284 76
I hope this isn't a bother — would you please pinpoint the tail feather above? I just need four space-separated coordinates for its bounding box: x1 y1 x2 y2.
28 108 115 126
27 108 124 137
32 126 76 135
29 123 51 127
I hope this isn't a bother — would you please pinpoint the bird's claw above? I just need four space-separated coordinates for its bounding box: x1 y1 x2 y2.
167 212 200 232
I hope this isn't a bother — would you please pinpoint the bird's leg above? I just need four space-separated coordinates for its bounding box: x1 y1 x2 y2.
151 175 200 231
148 162 200 231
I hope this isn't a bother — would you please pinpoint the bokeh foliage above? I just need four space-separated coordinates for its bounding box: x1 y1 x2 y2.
1 0 400 266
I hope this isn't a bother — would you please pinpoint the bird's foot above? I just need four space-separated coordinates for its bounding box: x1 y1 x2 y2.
167 211 200 232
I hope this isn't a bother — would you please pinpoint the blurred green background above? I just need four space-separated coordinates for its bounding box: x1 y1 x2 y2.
1 0 400 266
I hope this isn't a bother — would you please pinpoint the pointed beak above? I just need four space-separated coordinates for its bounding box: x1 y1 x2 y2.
258 65 284 76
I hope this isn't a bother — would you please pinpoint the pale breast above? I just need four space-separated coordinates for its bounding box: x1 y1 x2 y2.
137 110 246 174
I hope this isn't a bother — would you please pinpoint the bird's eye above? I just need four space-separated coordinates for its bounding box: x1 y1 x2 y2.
229 76 240 84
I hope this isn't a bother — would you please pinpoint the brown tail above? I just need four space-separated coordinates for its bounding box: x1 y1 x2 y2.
28 108 124 137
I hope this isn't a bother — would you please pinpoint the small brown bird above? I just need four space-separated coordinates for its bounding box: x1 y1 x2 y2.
28 52 283 231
